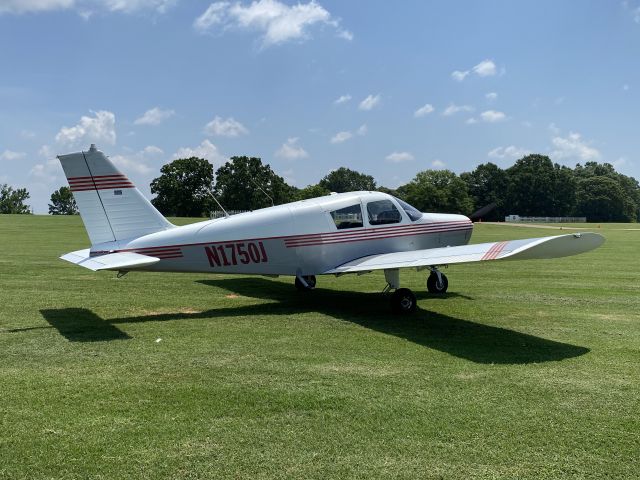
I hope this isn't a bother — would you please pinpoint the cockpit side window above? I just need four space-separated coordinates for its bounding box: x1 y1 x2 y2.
394 197 423 221
366 199 402 225
330 204 364 229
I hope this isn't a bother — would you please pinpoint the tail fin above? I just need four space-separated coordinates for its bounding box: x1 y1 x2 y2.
57 144 174 245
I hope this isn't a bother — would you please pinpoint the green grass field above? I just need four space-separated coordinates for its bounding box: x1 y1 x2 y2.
1 215 638 479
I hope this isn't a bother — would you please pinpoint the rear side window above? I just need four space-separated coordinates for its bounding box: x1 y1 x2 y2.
330 204 363 229
366 200 402 225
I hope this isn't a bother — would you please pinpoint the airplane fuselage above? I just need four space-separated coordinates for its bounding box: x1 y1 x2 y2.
89 192 473 276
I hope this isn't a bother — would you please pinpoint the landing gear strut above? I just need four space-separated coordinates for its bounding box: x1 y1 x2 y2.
427 268 448 294
384 269 416 314
295 275 316 291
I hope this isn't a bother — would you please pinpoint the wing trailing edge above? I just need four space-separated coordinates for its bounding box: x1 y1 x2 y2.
325 232 605 274
60 249 160 271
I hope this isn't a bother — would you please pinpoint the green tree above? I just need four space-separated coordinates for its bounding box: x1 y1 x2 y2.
575 176 627 222
397 170 473 214
214 156 297 210
506 154 576 216
150 157 214 217
460 162 508 220
574 162 639 221
294 184 330 201
0 184 31 214
318 167 376 193
377 186 399 197
48 186 78 215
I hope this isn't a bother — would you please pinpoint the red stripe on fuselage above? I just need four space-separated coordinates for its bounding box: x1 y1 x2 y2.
115 222 473 257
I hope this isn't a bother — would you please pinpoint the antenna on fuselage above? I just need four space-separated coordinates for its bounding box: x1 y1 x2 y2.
207 188 230 219
249 177 274 207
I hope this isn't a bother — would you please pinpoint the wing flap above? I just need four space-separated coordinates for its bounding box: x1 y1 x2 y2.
325 232 604 274
60 249 160 271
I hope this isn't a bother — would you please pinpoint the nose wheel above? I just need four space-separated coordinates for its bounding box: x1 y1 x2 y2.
427 270 448 294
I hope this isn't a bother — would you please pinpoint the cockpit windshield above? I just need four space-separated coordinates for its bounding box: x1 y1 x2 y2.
394 197 423 221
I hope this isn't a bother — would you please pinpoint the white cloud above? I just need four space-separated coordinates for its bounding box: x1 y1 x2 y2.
29 158 61 183
431 159 446 169
451 59 499 81
331 131 352 144
485 92 497 101
275 137 308 160
442 104 473 116
0 0 73 14
55 110 116 146
193 0 350 47
451 70 469 82
358 93 381 111
100 0 176 14
414 103 434 117
473 59 497 77
480 110 506 122
330 124 366 144
0 0 176 15
173 139 226 164
111 145 164 175
193 2 227 30
465 117 477 125
333 94 351 105
385 151 414 163
551 132 600 161
134 107 175 126
548 122 560 135
204 116 249 137
488 145 531 159
38 144 55 158
143 145 163 156
337 29 353 41
0 150 26 161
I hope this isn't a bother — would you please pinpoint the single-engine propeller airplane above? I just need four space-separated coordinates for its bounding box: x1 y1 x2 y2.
58 145 604 313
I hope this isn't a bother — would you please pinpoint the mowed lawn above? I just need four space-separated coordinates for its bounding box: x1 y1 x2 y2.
0 214 638 479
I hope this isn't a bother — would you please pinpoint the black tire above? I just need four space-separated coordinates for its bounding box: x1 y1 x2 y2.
390 288 417 314
295 275 316 291
427 272 448 294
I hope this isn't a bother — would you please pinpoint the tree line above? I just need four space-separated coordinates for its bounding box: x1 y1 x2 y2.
2 152 638 222
148 153 640 222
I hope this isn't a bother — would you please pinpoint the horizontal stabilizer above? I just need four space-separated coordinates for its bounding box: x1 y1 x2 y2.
326 233 605 274
60 249 160 271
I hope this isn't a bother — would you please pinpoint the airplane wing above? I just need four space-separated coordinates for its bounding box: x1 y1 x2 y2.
325 232 604 274
60 248 160 271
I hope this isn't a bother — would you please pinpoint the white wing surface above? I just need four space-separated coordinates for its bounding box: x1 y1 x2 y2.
325 233 604 274
60 249 160 271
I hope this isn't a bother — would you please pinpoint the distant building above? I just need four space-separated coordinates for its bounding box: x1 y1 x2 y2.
505 215 586 223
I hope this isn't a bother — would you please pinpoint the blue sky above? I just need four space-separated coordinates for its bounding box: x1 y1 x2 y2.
1 0 640 213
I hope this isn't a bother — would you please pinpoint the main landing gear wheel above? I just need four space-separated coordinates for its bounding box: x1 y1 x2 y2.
295 275 316 291
427 272 448 294
390 288 417 314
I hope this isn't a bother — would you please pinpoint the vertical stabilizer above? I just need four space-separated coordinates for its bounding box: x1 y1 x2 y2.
57 145 174 245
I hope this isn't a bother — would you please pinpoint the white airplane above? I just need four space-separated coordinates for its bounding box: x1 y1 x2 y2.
58 145 604 314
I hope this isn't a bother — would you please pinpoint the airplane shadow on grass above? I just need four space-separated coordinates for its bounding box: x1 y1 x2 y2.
39 277 589 365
